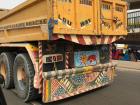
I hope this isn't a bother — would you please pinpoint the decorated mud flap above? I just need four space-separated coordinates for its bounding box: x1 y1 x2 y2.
42 62 116 103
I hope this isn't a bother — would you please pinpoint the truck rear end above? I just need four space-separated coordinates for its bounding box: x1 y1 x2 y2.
0 0 127 103
42 0 127 102
42 41 115 102
53 0 127 36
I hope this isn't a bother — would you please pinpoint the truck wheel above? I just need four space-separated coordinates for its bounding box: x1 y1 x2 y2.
13 54 38 102
0 52 15 89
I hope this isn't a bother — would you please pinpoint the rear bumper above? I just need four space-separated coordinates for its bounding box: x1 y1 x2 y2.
42 62 117 103
43 62 117 79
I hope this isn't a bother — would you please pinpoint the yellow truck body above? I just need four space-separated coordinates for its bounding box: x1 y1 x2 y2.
0 0 127 43
0 9 9 16
0 0 127 103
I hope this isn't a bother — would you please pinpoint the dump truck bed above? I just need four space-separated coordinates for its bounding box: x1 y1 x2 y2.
0 0 127 43
0 9 9 16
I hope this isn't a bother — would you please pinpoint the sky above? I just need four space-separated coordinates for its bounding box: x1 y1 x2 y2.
0 0 26 9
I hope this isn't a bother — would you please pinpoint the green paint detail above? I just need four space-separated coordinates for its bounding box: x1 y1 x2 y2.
36 59 39 62
50 70 113 101
101 76 109 83
48 80 52 101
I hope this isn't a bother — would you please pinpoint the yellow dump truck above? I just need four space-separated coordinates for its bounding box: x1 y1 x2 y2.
0 0 127 103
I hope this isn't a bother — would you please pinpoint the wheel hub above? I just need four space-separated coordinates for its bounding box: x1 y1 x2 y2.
17 67 27 90
0 63 6 80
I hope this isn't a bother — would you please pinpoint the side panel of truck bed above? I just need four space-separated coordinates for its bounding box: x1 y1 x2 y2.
0 0 49 43
0 0 127 43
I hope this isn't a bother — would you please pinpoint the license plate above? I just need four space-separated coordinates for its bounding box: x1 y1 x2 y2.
74 51 99 68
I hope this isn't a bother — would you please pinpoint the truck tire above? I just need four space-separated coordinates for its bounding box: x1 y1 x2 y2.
13 54 38 102
0 52 15 89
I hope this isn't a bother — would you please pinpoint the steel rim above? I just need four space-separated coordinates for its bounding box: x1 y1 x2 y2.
0 63 7 80
17 67 27 91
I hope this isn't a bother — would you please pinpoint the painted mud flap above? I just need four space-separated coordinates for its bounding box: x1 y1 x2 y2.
42 63 116 103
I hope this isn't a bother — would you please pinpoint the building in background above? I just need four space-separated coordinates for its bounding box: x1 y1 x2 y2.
127 0 140 9
113 0 140 61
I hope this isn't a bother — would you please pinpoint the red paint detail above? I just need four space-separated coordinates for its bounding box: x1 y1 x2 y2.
110 44 112 61
65 52 70 69
39 70 43 77
52 34 59 40
51 80 60 94
77 35 86 45
39 41 43 93
90 36 97 44
108 36 113 44
64 35 72 41
101 36 105 44
52 35 118 45
88 55 96 63
39 60 43 65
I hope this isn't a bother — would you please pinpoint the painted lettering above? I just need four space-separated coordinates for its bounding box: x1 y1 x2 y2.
58 15 72 26
80 19 91 27
80 0 92 6
0 19 48 30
